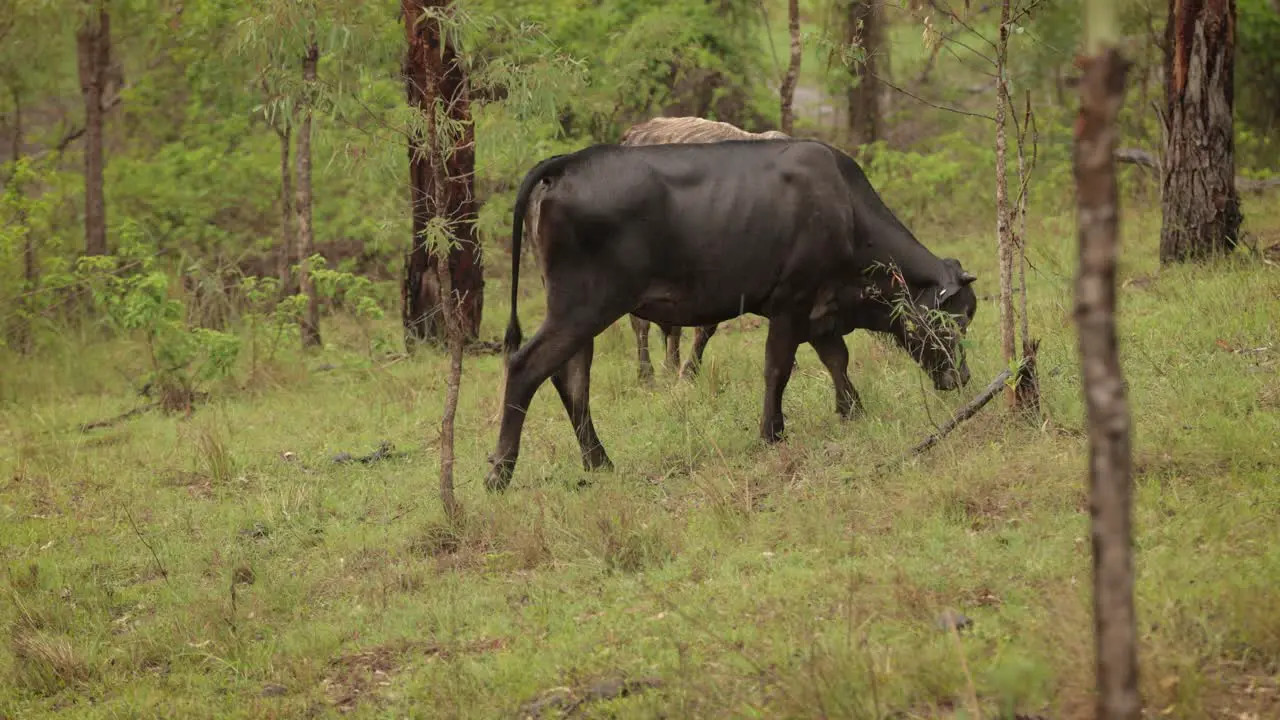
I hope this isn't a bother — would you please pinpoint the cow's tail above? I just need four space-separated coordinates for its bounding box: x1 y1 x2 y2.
505 151 577 361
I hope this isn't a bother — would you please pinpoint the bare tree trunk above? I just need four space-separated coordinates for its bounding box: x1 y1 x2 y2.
1076 1 1140 716
402 0 484 350
76 2 110 257
994 0 1016 408
1014 90 1041 416
295 40 322 347
9 88 37 353
844 0 882 145
1160 0 1240 263
276 124 294 292
779 0 801 135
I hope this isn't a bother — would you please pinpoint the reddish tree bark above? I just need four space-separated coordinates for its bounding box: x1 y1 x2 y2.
402 0 483 347
295 40 322 347
1160 0 1240 263
76 2 110 256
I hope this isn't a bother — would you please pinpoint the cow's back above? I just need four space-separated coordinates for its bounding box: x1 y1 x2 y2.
540 141 856 323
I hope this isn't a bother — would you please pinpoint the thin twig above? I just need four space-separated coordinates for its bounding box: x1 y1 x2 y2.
870 70 996 122
122 504 170 586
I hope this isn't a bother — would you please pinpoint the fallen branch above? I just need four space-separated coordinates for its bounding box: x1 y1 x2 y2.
1114 147 1280 192
878 367 1014 471
79 403 158 432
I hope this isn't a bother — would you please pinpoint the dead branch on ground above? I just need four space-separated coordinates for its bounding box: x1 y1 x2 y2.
877 366 1015 472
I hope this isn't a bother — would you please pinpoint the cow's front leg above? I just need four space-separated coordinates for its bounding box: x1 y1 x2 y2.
679 323 718 379
630 315 655 383
809 332 864 419
760 317 801 443
550 338 613 472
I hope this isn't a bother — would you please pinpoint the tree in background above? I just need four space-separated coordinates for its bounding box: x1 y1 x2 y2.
76 0 115 257
295 37 322 347
1160 0 1240 263
1075 0 1140 716
402 0 483 347
779 0 801 135
842 0 883 145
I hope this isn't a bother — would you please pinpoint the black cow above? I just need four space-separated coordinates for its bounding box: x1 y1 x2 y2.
659 140 979 390
486 140 978 491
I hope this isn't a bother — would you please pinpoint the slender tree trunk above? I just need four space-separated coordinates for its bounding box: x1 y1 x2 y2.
295 40 322 347
995 0 1016 408
1160 0 1240 263
432 138 464 524
1076 1 1140 717
402 0 484 350
76 2 110 257
276 124 294 292
9 88 37 353
779 0 801 135
844 0 882 145
1014 90 1042 415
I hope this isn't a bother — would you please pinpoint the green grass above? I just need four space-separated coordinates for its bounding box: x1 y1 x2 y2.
2 198 1279 719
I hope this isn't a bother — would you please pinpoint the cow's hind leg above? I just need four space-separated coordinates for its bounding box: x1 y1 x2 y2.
810 333 864 419
485 324 598 492
679 323 719 379
659 323 682 374
760 317 801 443
551 338 612 471
631 315 655 383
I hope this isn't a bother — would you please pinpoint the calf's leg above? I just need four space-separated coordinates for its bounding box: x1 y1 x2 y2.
760 317 801 443
630 315 655 383
659 323 682 374
679 323 719 379
809 333 864 419
550 338 612 471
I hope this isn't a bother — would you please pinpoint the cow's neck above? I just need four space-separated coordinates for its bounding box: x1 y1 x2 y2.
858 214 948 290
837 150 950 289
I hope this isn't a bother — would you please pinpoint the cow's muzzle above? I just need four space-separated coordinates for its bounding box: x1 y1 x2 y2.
932 364 970 392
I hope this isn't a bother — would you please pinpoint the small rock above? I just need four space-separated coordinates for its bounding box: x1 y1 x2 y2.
239 522 270 540
936 609 973 632
260 683 287 697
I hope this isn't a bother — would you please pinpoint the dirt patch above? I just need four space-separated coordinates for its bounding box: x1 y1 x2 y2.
518 675 663 718
322 637 507 713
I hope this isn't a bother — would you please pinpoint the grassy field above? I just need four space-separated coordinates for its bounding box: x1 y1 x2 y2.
3 193 1279 718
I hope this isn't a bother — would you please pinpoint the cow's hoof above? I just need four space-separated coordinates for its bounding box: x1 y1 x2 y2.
582 449 614 472
837 405 866 421
484 458 515 492
637 368 656 386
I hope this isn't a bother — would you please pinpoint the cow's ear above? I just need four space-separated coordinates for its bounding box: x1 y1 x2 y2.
959 271 977 285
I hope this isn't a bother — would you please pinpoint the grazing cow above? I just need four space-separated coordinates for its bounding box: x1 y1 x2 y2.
616 117 789 381
485 139 978 490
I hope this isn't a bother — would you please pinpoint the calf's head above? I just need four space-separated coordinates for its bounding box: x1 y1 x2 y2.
886 258 978 391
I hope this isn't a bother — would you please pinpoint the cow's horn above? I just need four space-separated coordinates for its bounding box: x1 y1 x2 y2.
959 271 977 285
